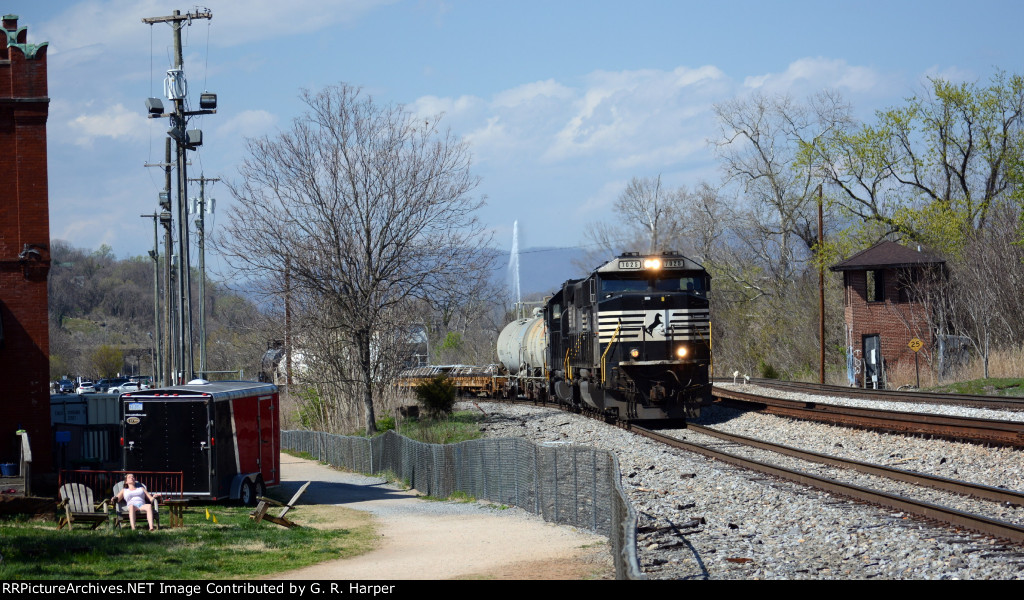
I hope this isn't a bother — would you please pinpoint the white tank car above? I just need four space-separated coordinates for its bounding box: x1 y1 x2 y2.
496 310 547 376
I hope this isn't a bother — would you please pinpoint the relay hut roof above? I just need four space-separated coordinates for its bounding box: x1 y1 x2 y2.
830 241 946 272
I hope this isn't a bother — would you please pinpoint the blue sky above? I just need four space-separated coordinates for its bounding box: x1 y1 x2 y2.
7 0 1024 265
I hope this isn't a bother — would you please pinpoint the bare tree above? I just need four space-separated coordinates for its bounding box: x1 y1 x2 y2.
713 91 851 278
577 176 702 273
220 83 491 434
618 175 678 253
947 204 1024 377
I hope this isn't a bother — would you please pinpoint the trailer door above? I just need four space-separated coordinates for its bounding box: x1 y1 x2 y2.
257 394 277 485
123 399 212 495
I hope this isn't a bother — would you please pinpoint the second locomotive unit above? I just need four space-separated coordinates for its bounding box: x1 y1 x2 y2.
498 251 712 420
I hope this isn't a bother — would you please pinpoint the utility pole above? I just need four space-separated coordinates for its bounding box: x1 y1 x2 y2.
144 138 175 386
143 8 215 383
141 212 163 385
189 174 218 379
144 138 177 385
162 140 174 386
818 184 825 385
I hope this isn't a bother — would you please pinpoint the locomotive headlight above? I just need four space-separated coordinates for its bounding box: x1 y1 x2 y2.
676 345 688 358
630 348 639 359
643 258 661 270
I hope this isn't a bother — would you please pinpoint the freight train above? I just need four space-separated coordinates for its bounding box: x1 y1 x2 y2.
498 251 712 420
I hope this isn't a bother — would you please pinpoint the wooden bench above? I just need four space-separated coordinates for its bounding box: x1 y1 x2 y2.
250 481 311 528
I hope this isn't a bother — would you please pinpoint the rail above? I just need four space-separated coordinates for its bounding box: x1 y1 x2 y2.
713 377 1024 411
713 385 1024 447
635 424 1024 545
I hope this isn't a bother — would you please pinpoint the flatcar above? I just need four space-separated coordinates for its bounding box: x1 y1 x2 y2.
499 251 711 420
394 364 508 398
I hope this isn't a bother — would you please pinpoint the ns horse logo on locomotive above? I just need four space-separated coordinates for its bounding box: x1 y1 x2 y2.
501 251 711 421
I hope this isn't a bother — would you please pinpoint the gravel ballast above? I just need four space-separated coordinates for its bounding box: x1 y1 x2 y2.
464 389 1024 580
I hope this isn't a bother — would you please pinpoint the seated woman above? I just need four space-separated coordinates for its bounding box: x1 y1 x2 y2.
112 474 160 531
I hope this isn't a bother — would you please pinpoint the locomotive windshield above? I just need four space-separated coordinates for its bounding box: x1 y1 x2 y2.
600 275 707 295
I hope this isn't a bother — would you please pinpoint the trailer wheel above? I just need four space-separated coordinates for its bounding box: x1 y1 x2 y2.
240 479 257 507
255 477 266 499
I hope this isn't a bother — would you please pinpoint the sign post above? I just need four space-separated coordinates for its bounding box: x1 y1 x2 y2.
908 338 924 388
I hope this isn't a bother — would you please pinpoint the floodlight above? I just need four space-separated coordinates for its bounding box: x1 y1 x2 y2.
146 97 164 115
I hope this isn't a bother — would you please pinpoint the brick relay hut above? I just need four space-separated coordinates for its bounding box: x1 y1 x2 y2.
830 241 945 388
0 15 51 481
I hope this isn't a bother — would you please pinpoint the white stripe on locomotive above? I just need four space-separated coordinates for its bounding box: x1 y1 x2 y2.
597 308 710 342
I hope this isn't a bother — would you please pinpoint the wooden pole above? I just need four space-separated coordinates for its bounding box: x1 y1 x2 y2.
819 185 825 384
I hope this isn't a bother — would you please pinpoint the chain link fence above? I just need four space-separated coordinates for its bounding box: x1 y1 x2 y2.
282 429 644 579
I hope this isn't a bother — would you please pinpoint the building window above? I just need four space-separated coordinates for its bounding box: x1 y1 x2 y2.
866 270 884 302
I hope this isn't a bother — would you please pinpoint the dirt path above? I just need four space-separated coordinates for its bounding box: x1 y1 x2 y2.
262 454 614 580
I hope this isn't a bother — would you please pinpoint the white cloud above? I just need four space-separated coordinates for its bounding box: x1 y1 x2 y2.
409 94 483 120
573 179 627 218
215 109 278 139
68 103 150 146
463 116 509 152
411 65 731 174
920 65 976 85
743 57 884 94
610 138 707 170
492 79 573 108
544 65 727 163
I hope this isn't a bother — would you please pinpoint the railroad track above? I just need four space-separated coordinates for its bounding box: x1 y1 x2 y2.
713 377 1024 411
632 422 1024 545
508 395 1024 546
712 385 1024 448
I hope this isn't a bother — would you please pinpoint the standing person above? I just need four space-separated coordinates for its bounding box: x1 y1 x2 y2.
113 474 160 531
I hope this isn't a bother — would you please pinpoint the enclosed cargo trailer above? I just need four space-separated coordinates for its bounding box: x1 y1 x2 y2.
119 381 279 505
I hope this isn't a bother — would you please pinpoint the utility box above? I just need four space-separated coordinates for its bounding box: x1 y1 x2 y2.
120 381 279 504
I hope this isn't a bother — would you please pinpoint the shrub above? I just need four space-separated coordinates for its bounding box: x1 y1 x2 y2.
376 415 396 432
758 359 780 379
414 375 456 419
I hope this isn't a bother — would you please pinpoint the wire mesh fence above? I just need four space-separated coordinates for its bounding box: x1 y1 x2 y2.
282 429 644 580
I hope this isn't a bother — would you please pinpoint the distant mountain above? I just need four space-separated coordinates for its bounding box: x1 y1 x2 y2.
497 246 599 295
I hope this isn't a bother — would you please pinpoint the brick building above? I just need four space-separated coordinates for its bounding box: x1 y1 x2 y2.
0 15 51 478
830 241 945 388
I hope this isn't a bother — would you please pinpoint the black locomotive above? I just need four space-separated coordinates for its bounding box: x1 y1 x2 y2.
499 251 712 420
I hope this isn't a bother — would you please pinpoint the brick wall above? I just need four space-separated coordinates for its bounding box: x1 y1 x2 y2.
0 15 52 474
843 269 933 386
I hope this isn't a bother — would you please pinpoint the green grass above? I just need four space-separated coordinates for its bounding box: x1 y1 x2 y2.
925 377 1024 397
61 317 101 335
421 490 476 503
0 504 375 580
391 410 485 444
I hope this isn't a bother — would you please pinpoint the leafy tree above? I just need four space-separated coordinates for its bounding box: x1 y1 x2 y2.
90 344 124 378
816 71 1024 255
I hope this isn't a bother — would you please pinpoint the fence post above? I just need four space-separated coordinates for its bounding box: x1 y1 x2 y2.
592 448 598 532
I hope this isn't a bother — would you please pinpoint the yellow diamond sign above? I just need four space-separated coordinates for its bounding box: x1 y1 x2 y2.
908 338 924 353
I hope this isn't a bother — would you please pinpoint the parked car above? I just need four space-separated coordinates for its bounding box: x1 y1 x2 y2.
57 379 75 393
75 381 97 394
109 382 141 394
96 378 129 393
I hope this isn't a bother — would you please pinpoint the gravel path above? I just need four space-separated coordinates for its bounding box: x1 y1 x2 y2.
263 453 613 580
468 396 1024 579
